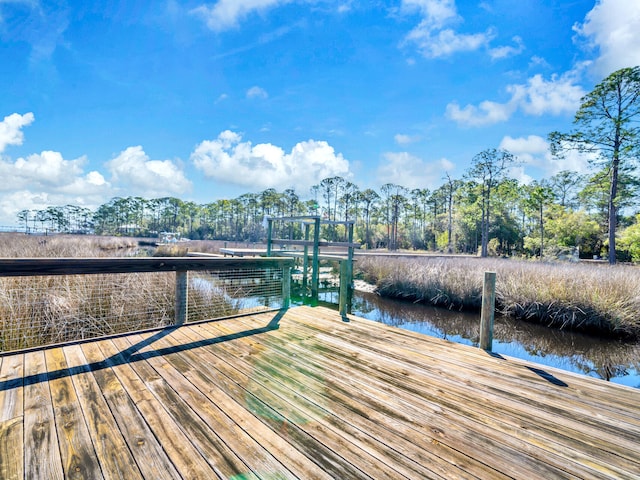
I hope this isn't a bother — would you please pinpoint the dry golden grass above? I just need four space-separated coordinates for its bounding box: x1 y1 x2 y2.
356 255 640 338
0 233 139 257
0 234 237 351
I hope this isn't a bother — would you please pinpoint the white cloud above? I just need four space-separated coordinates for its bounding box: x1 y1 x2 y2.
408 27 492 58
246 86 268 99
191 130 351 192
509 73 586 116
0 150 106 195
394 133 421 145
574 0 640 76
401 0 494 58
489 35 524 60
337 2 352 14
0 112 34 153
0 150 111 224
499 135 548 167
446 71 585 126
446 99 515 127
12 151 84 185
499 134 592 178
529 55 551 69
106 146 192 197
377 151 453 189
192 0 291 31
0 114 195 225
401 0 458 28
0 188 110 227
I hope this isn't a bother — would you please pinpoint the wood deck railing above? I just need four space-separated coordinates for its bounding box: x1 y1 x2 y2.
0 257 294 352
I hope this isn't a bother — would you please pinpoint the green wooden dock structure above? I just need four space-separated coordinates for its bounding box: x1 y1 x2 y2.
1 305 639 479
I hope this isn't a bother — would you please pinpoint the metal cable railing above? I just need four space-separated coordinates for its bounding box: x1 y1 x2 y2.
0 257 293 352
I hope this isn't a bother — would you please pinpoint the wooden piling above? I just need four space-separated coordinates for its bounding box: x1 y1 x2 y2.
479 271 496 351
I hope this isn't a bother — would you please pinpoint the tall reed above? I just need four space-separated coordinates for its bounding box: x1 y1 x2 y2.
355 255 640 338
0 234 236 351
0 233 138 257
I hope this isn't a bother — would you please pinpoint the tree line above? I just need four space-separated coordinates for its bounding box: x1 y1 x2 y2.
16 67 640 264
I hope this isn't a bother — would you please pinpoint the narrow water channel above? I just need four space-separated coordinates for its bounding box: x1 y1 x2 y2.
323 290 640 389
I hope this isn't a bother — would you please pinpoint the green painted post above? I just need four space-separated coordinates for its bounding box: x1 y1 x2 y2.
302 223 310 294
347 222 354 313
339 260 349 317
311 217 320 302
266 218 273 256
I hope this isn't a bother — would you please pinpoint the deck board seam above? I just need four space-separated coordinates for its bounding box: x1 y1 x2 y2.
163 325 382 480
190 317 492 480
219 310 636 478
180 322 445 480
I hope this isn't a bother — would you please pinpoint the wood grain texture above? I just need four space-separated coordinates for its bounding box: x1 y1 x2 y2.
0 354 24 480
62 344 144 480
0 256 293 277
44 348 103 480
1 306 639 479
23 350 63 480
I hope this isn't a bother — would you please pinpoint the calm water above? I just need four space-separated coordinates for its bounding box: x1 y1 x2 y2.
323 290 640 389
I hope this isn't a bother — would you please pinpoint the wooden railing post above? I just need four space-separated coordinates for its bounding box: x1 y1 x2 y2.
175 270 188 325
479 271 496 351
282 265 291 309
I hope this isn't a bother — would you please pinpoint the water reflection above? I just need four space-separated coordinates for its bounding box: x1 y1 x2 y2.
349 291 640 389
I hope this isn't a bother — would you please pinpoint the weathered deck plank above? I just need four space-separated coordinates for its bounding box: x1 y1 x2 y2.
109 333 290 479
44 348 103 480
23 350 63 480
183 316 477 478
78 341 182 480
1 306 639 479
0 354 24 480
62 344 144 479
199 311 604 479
280 309 637 478
168 322 424 479
93 338 221 480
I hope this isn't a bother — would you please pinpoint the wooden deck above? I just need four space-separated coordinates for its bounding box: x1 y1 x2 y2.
1 306 639 479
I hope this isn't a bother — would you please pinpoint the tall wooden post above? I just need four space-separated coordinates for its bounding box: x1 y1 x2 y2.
175 270 188 325
282 265 291 309
479 271 496 351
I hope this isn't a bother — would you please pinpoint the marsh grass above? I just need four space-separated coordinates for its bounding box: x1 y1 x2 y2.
153 244 190 256
0 273 177 351
0 233 138 257
356 255 640 338
0 234 238 351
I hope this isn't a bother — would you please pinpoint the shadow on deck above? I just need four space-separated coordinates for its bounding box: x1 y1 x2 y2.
1 306 639 479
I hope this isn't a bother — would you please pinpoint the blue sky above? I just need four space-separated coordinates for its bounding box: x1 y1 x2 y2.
0 0 639 224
